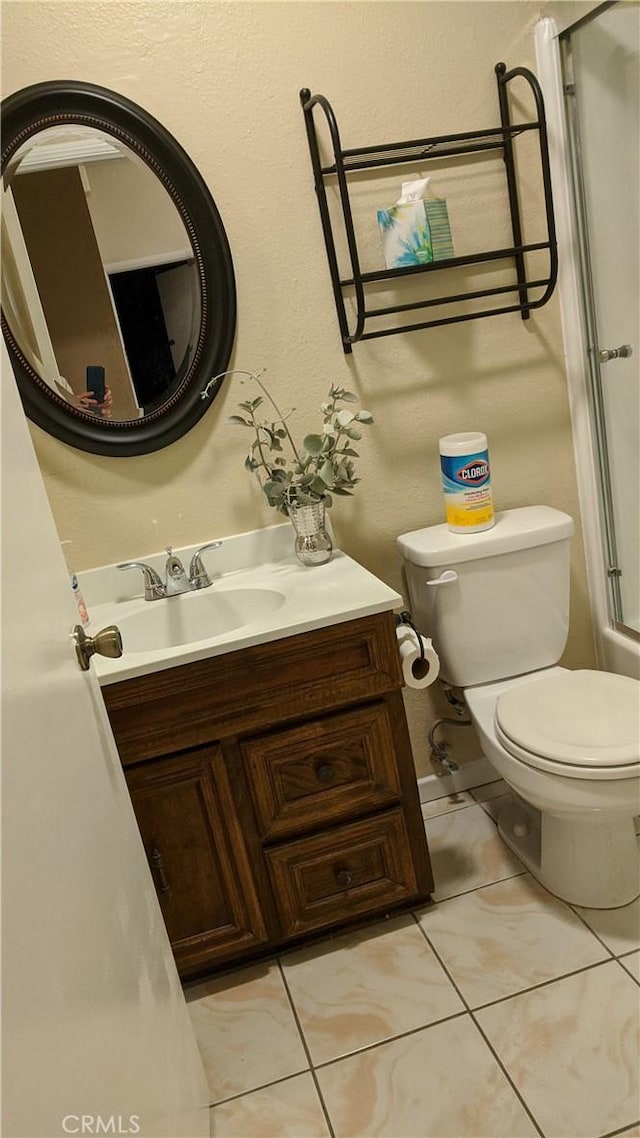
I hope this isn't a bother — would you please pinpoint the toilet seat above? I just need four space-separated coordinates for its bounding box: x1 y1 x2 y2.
494 669 640 780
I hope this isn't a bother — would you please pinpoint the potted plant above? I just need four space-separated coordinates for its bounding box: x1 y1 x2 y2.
202 370 374 564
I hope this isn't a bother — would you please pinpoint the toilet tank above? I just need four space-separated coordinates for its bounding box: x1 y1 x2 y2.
397 506 575 687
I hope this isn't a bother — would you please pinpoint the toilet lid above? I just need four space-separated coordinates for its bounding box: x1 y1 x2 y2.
496 670 640 768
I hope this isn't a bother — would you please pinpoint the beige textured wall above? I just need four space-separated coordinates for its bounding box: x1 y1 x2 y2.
2 0 596 778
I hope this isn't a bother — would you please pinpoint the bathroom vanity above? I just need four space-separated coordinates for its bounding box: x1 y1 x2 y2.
88 527 434 978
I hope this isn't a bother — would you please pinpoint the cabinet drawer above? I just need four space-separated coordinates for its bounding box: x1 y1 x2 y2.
266 809 418 937
242 702 401 841
103 612 402 765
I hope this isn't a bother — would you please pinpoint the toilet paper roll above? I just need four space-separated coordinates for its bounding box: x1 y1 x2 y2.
395 626 440 690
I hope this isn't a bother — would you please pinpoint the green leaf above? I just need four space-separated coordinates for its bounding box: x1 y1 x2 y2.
227 414 250 426
319 459 335 486
336 409 355 427
340 391 358 403
355 410 374 423
302 433 325 455
345 428 362 440
309 474 330 496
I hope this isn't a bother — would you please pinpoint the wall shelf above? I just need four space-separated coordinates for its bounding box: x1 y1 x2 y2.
300 64 558 353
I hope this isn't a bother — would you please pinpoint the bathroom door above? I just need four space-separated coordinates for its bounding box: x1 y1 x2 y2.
1 344 209 1137
561 2 640 635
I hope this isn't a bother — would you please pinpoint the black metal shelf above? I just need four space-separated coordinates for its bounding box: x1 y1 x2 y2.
300 63 558 354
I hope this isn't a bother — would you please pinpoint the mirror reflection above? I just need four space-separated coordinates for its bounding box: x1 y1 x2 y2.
2 124 201 422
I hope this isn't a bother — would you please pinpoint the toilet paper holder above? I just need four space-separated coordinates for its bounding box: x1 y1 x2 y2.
395 610 425 661
395 610 441 692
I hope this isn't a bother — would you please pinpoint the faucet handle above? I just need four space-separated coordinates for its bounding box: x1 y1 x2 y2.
117 561 165 601
189 541 223 589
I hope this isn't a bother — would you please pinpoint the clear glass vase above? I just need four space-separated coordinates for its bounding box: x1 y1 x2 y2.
286 498 333 567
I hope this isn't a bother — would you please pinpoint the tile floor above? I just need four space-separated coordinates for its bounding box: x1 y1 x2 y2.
186 779 640 1138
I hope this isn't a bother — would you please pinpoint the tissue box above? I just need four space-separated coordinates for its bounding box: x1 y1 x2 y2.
424 198 455 261
377 202 433 270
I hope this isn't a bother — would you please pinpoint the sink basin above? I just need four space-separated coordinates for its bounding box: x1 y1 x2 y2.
116 587 286 653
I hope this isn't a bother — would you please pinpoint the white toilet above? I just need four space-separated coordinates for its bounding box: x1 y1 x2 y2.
398 505 640 909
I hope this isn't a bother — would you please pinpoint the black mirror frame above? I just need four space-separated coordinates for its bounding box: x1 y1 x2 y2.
1 81 236 457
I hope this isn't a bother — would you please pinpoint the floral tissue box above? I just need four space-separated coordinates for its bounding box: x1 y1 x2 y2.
377 177 453 270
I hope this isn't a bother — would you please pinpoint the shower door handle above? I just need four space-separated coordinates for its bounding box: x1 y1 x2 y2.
598 344 633 363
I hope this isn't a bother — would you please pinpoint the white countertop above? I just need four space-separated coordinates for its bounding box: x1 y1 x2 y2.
80 524 403 686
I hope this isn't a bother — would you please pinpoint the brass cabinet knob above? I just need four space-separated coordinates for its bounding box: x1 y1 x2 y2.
73 624 123 671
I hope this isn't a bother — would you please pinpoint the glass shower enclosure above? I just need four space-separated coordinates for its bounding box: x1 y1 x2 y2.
560 2 639 638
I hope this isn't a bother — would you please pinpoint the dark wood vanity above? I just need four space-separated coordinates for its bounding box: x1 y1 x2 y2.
102 611 434 978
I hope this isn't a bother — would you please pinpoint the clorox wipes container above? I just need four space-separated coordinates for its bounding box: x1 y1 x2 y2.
439 432 495 533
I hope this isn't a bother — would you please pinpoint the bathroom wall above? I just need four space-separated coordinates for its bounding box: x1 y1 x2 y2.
1 0 596 777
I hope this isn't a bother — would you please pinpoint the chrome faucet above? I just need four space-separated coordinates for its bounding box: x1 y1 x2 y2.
117 541 222 600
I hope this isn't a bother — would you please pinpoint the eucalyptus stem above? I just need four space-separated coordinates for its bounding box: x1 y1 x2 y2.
249 371 302 465
248 410 272 481
202 368 303 468
222 370 373 512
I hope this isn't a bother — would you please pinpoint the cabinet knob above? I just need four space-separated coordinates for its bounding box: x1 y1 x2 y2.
335 868 353 888
316 763 336 784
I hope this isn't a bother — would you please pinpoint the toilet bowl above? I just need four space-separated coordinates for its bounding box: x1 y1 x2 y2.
465 667 640 908
397 506 640 910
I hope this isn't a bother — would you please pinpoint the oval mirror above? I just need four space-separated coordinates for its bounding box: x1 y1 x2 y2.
1 81 236 456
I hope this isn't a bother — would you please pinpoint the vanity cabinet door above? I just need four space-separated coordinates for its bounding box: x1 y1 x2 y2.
125 745 268 976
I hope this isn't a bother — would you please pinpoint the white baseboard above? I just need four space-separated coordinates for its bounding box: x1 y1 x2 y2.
418 756 498 803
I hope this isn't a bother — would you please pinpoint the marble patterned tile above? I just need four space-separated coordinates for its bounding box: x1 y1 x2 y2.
186 963 308 1103
316 1013 538 1137
573 894 640 955
280 914 463 1064
421 790 475 819
425 802 524 901
418 873 609 1007
209 1073 330 1137
476 961 640 1138
619 950 640 983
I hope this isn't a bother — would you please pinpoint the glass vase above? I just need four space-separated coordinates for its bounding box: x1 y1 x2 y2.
286 499 333 567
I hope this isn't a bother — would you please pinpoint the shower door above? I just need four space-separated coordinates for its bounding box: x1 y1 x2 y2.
561 2 639 636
